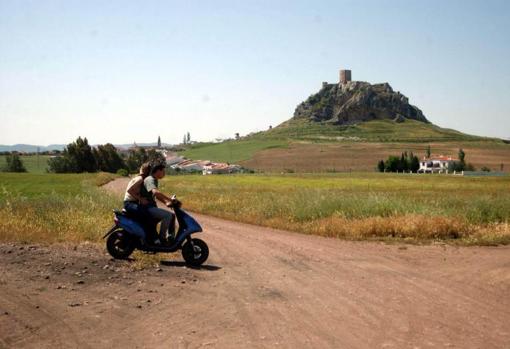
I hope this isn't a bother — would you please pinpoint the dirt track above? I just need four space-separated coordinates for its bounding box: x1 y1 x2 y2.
1 178 509 348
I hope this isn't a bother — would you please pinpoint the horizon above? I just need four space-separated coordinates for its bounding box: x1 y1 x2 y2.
1 0 510 145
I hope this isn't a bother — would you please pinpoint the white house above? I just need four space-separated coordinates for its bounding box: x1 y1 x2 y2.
172 159 212 172
202 163 242 175
418 156 454 173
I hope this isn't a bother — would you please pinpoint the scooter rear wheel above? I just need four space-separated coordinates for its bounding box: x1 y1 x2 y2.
182 238 209 266
106 230 135 259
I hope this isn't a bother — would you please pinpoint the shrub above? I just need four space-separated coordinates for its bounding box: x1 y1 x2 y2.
2 153 27 173
116 168 129 177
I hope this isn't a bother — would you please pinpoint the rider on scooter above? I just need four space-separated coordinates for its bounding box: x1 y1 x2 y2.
140 163 176 244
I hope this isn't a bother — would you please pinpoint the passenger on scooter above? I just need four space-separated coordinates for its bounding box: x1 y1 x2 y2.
140 163 176 244
123 162 152 243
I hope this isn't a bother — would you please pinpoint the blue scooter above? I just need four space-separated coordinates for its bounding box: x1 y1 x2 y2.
103 197 209 266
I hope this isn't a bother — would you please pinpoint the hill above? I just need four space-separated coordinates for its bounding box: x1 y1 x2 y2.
293 81 429 125
252 77 496 143
179 71 510 172
180 77 509 172
250 118 487 143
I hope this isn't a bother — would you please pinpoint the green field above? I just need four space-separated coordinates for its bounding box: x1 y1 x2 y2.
0 172 118 243
253 119 492 142
0 154 51 173
1 172 509 245
181 139 288 163
161 173 510 245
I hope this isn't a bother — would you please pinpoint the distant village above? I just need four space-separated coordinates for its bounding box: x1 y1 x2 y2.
118 136 244 175
2 134 506 176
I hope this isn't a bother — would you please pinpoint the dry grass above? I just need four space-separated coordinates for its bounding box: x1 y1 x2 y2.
0 189 117 243
161 173 510 245
1 172 509 246
0 173 119 244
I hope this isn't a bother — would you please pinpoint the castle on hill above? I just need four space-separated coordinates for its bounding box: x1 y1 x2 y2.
322 69 352 88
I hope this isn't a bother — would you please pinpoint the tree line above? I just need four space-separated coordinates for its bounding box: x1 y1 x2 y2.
377 152 420 173
1 137 169 174
377 147 476 173
47 137 165 174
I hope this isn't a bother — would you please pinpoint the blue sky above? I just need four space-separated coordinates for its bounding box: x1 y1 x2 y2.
1 0 509 145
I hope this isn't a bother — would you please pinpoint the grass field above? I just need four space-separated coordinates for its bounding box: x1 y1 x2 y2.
1 172 509 246
161 173 510 245
181 139 288 163
252 119 491 142
0 154 51 173
0 172 118 243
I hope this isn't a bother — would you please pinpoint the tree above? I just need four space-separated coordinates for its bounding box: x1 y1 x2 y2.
409 155 420 173
380 152 420 173
377 160 385 172
93 143 126 173
126 148 148 173
452 148 467 172
66 137 96 172
2 153 27 172
157 136 161 148
48 137 97 173
186 132 190 143
458 148 465 165
385 156 400 172
125 147 166 173
183 134 187 145
425 145 431 158
400 153 408 172
146 149 166 165
47 156 70 173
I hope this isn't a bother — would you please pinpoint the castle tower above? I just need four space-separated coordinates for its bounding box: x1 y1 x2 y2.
339 69 352 84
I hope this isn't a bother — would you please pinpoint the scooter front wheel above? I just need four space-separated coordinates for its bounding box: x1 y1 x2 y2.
182 238 209 266
106 229 135 259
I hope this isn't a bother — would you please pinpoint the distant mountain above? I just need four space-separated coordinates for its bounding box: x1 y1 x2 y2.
0 144 66 152
0 142 174 153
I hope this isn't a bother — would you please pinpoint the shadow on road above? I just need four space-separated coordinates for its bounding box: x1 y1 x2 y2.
160 260 222 271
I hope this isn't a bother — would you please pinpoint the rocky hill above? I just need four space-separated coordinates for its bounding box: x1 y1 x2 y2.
293 81 429 125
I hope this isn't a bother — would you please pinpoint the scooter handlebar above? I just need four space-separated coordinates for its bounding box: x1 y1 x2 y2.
166 195 181 208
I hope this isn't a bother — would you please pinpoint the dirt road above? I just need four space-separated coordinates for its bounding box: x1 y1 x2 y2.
1 178 509 348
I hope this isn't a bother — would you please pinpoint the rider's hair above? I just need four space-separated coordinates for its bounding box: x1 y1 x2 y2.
139 162 152 178
151 163 166 175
